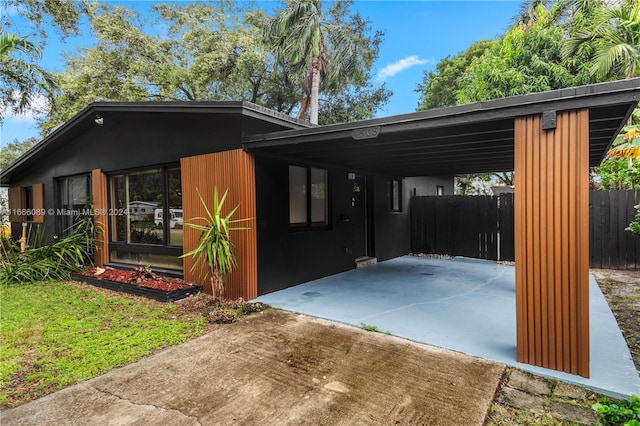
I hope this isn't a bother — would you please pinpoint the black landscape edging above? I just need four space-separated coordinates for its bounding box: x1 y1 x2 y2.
70 273 202 302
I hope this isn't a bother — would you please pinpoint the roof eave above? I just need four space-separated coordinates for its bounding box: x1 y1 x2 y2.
242 78 640 148
0 101 308 184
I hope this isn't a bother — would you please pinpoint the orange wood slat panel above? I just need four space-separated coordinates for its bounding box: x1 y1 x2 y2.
514 115 526 363
91 169 109 267
514 109 590 378
576 110 591 375
32 183 45 223
8 186 24 223
180 150 258 300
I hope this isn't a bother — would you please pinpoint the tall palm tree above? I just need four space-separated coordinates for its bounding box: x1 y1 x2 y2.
266 0 357 124
0 32 55 121
564 0 640 79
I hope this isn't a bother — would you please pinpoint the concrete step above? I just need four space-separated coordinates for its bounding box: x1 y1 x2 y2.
355 257 377 268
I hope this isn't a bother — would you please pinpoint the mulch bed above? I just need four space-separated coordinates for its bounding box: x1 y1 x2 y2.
71 266 202 302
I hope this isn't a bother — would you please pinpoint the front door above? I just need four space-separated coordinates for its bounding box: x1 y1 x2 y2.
351 175 368 259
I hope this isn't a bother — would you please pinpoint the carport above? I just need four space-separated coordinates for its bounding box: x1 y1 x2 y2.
245 78 640 379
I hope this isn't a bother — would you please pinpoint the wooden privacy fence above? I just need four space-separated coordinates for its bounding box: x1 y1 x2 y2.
410 194 514 261
589 190 640 270
411 190 639 270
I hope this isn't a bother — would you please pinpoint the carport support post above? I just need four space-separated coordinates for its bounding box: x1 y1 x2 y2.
514 109 590 378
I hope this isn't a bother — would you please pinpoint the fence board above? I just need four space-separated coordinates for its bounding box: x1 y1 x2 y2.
410 195 500 260
410 190 639 270
499 193 515 261
588 190 640 270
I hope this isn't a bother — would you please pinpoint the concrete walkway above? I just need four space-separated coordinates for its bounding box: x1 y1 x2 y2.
257 256 640 398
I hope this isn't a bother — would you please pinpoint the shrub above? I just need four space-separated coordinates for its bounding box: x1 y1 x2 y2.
0 215 95 284
592 395 640 425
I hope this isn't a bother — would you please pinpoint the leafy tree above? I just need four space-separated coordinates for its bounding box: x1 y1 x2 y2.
493 172 514 186
40 2 269 134
596 157 640 189
266 0 365 124
417 40 493 110
40 1 389 134
564 0 640 79
2 0 86 38
0 32 55 121
457 2 593 104
455 174 493 195
0 137 38 170
319 83 391 125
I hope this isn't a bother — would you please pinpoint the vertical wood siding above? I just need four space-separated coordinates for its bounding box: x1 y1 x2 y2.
7 185 44 223
8 187 23 222
92 169 109 267
32 183 45 223
181 150 257 300
514 109 590 377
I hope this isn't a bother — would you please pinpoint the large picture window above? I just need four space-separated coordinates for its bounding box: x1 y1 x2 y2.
109 166 182 270
289 165 328 228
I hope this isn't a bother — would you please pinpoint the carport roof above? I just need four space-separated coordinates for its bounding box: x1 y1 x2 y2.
243 78 640 177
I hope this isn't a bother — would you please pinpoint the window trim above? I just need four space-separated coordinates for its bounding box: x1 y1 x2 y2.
289 165 330 230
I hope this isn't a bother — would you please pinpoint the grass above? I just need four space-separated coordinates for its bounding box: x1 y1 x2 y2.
361 323 380 332
0 281 207 408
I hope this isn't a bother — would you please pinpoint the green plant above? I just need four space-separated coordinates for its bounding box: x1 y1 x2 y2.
127 265 157 285
180 188 250 301
592 395 640 425
627 204 640 236
361 323 380 332
0 214 95 284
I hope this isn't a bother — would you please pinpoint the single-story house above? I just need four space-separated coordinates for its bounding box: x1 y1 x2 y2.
2 78 640 378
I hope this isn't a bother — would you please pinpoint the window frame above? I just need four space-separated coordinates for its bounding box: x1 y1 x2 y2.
289 165 330 230
107 164 183 269
56 173 92 236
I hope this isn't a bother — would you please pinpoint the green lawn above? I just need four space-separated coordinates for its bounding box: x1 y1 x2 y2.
0 281 207 408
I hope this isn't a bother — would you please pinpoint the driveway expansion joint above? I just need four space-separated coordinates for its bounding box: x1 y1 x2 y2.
90 384 202 426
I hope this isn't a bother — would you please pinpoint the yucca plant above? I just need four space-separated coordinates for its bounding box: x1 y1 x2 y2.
180 188 250 302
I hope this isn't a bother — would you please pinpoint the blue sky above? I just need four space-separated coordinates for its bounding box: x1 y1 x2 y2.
1 0 522 147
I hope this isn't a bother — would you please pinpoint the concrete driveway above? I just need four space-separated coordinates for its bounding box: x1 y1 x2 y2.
1 310 504 426
257 256 640 398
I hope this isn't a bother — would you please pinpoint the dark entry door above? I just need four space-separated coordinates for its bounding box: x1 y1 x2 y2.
351 175 368 259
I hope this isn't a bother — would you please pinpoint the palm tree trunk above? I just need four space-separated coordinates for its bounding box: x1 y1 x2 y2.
298 93 310 120
310 57 321 125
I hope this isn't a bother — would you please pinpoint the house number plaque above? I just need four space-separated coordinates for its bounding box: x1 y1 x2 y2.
351 126 380 140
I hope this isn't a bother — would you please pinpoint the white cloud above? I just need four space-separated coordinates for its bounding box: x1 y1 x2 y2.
377 56 429 82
